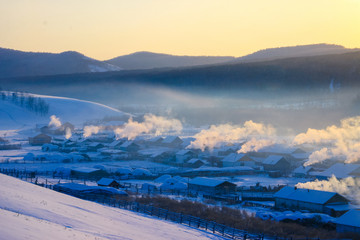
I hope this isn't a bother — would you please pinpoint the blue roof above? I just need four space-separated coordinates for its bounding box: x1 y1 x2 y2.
336 209 360 228
274 186 346 205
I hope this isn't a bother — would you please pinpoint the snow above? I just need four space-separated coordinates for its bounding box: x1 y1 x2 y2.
315 163 360 179
274 186 339 204
189 177 234 187
0 174 223 240
336 209 360 227
262 155 285 165
0 93 129 129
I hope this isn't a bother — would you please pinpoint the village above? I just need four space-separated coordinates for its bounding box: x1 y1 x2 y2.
0 120 359 237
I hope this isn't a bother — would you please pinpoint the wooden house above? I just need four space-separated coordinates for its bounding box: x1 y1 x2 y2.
188 177 236 195
336 209 360 234
175 149 197 164
162 136 183 148
222 153 256 167
97 178 121 189
262 155 291 174
29 134 52 146
274 186 349 216
71 167 108 180
119 141 140 152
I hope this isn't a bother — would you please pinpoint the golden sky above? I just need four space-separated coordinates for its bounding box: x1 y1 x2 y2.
0 0 359 60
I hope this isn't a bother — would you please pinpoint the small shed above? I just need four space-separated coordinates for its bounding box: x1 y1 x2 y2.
29 134 52 146
336 209 360 234
188 177 236 195
97 178 121 189
293 166 315 178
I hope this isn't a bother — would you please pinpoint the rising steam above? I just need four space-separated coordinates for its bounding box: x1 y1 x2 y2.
114 114 182 140
48 115 62 128
293 116 360 166
187 121 275 151
238 138 275 153
296 176 360 204
65 127 72 139
83 125 103 138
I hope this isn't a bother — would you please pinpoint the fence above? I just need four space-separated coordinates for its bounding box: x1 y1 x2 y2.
1 169 349 240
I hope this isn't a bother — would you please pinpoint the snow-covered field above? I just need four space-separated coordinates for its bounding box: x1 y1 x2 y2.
0 174 223 240
0 93 129 129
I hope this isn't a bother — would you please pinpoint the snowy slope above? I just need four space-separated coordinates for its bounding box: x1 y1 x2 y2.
0 174 222 240
0 93 130 129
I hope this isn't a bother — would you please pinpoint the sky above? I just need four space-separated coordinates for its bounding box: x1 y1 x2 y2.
0 0 359 60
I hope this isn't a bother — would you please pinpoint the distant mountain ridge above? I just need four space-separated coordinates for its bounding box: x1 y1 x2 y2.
0 48 121 78
105 51 235 70
233 44 358 63
0 44 359 78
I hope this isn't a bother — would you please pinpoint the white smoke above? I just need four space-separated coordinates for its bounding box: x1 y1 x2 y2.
48 115 62 128
238 138 275 153
83 125 102 138
65 127 72 139
114 114 183 140
187 121 275 151
293 116 360 166
295 176 360 204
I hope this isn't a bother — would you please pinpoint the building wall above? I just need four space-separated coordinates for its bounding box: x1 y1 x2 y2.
336 224 360 234
275 198 324 212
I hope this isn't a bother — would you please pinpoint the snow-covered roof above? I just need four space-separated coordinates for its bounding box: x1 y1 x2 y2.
263 155 286 165
274 186 346 205
316 163 360 179
162 136 182 144
187 158 205 164
176 149 193 156
120 141 137 148
154 174 172 183
336 209 360 228
160 182 187 190
148 136 163 143
109 140 123 147
222 153 247 163
97 178 117 186
132 168 152 176
189 177 235 187
293 166 314 174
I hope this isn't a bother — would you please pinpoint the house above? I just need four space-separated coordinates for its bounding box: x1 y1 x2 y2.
71 167 108 180
274 186 349 216
87 142 105 152
188 177 237 195
262 155 291 174
119 141 140 152
336 209 360 234
162 136 183 148
222 153 256 167
109 139 124 149
175 149 197 164
147 136 164 146
29 134 52 146
97 178 121 188
292 166 315 178
314 163 360 180
186 158 206 168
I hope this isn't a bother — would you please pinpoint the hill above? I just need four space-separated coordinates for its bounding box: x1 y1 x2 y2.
105 51 235 70
0 174 221 240
233 44 359 63
0 92 129 129
0 48 121 78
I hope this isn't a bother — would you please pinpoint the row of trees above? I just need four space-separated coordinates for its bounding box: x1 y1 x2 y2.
0 90 49 116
